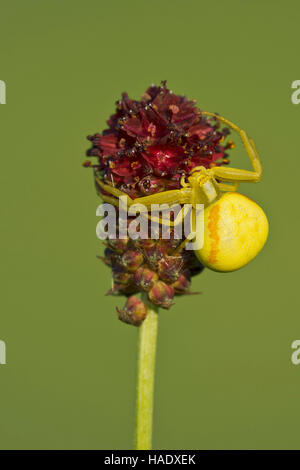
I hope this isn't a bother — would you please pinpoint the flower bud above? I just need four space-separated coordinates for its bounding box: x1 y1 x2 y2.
135 238 156 251
113 269 133 285
157 256 183 283
159 238 181 254
134 266 159 291
171 272 191 294
108 237 129 253
121 250 144 272
148 281 174 309
116 296 147 326
107 268 138 295
138 176 166 195
146 145 183 177
100 247 121 267
145 245 165 269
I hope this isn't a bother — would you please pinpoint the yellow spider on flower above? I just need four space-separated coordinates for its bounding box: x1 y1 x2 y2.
95 111 269 273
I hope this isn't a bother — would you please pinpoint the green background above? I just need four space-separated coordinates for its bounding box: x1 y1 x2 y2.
0 0 299 450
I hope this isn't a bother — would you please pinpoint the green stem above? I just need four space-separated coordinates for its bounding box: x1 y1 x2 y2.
135 297 159 450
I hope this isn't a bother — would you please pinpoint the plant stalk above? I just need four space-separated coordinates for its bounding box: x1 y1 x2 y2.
135 297 159 450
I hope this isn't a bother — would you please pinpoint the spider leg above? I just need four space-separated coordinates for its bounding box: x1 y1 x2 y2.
201 111 262 183
95 176 134 206
129 188 192 230
133 188 191 209
140 204 190 228
96 176 192 209
100 193 188 230
95 176 131 198
174 207 199 253
97 178 193 228
217 181 239 192
100 193 121 207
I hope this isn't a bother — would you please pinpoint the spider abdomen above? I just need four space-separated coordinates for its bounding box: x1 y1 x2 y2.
195 192 269 272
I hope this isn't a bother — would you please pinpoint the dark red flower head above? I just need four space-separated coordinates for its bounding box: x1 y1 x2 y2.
86 81 231 198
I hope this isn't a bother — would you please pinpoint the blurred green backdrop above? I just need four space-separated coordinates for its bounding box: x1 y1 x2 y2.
0 0 300 450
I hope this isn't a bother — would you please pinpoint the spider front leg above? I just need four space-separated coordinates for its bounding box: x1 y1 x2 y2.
100 193 123 207
201 111 262 183
96 174 192 210
97 178 193 228
95 176 134 207
99 191 186 233
133 187 191 208
132 188 192 228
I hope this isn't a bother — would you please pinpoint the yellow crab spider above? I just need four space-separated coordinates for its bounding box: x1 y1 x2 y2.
95 112 269 272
